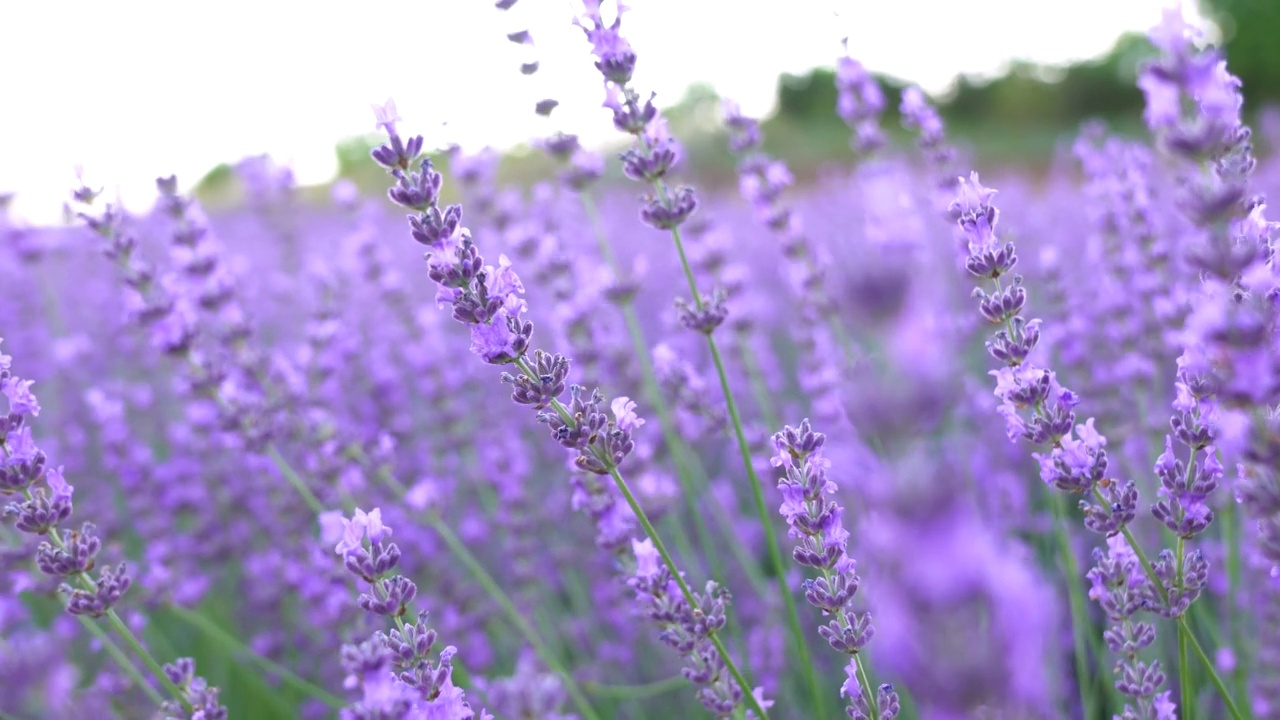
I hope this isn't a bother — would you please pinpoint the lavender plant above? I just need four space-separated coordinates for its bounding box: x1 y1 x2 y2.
6 5 1280 719
368 101 769 718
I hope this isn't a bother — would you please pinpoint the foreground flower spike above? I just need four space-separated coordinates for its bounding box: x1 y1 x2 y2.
947 175 1174 716
1141 9 1280 715
629 538 744 715
160 658 227 720
370 103 766 717
329 506 484 719
1 337 215 714
771 420 898 720
948 171 1247 717
575 4 814 714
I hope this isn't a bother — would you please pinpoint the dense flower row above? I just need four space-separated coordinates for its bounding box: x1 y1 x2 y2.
2 3 1279 719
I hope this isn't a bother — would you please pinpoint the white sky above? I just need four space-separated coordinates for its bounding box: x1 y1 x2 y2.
1 0 1180 223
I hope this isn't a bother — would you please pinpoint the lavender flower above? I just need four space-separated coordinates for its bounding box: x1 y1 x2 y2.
330 506 485 719
1141 11 1280 714
947 174 1178 715
2 336 221 715
371 103 765 717
771 420 897 719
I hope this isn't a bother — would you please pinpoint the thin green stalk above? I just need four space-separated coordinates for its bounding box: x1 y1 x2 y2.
266 445 325 515
1183 620 1240 720
1220 493 1249 704
621 301 770 594
580 191 768 669
168 606 346 709
735 328 782 431
582 675 688 700
581 192 724 579
1049 493 1102 719
102 609 189 710
852 653 879 719
703 333 826 715
1176 536 1192 719
424 513 603 720
78 616 166 706
515 362 767 716
656 217 825 713
359 458 602 720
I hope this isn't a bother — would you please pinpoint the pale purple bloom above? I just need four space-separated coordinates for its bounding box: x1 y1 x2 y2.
610 396 644 432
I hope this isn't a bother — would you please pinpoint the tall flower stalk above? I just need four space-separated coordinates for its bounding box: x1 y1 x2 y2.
947 172 1241 719
326 506 485 718
770 420 898 720
1139 11 1280 714
369 101 768 718
574 3 823 713
488 0 756 598
1 336 218 717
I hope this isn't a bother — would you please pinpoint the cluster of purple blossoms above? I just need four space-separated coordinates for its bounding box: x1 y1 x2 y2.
2 337 124 617
576 3 700 237
628 537 756 716
371 96 765 716
325 507 485 720
2 336 225 717
771 420 898 719
947 175 1183 716
1139 9 1280 713
1086 536 1176 720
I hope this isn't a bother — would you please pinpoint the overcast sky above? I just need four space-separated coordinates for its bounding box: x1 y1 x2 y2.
1 0 1186 222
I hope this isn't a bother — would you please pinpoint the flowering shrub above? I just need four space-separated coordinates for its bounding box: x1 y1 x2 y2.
3 3 1279 719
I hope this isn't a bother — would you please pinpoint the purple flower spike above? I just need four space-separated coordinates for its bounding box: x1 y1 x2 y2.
332 506 484 718
771 420 898 719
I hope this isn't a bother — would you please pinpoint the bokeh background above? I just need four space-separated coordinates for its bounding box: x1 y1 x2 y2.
4 2 1280 718
3 0 1279 217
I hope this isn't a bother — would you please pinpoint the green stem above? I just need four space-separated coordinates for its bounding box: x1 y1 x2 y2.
852 653 879 719
660 217 825 715
1183 619 1243 720
704 333 825 714
1176 536 1192 719
355 456 601 720
1105 516 1241 720
580 190 768 665
582 675 688 700
266 445 325 515
1220 492 1249 705
735 328 782 431
78 616 166 706
424 514 603 720
1049 493 1101 719
103 609 190 710
168 606 346 708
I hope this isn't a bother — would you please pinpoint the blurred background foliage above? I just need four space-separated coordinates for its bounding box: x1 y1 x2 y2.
195 0 1280 203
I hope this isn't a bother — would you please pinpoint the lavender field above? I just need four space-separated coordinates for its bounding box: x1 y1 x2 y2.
4 3 1280 719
